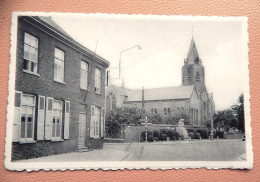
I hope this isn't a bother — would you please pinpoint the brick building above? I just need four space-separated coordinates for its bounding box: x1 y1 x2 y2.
106 38 215 127
11 16 109 160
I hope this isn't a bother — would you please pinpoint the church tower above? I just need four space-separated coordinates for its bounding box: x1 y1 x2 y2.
182 38 205 92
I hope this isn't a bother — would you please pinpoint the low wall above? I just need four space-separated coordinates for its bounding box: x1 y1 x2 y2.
121 124 204 142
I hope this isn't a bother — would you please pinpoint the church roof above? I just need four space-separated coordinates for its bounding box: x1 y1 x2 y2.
186 38 200 64
124 85 195 102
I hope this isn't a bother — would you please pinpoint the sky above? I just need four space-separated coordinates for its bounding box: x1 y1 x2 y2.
51 14 248 111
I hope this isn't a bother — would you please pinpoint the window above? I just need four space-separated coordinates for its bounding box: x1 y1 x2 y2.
80 61 88 89
196 72 200 81
20 94 36 141
52 100 63 139
181 107 185 116
54 48 65 82
187 67 192 79
112 95 116 110
151 108 154 114
23 33 38 73
90 106 103 138
155 108 157 114
164 108 167 115
106 96 110 111
177 107 180 116
168 108 170 115
95 68 101 94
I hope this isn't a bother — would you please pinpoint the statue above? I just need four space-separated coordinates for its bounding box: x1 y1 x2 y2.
176 119 189 139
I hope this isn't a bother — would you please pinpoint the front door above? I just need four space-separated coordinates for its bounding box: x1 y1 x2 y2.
78 113 86 149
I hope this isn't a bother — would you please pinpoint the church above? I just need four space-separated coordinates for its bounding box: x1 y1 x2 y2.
106 38 215 127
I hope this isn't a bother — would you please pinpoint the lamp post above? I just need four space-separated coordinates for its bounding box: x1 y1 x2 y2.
119 45 141 79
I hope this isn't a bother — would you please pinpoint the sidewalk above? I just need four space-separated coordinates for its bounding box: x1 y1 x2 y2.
15 147 129 163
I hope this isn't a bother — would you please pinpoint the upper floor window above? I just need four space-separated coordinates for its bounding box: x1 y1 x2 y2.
196 72 200 82
151 108 154 114
164 108 167 115
23 33 38 73
168 108 170 115
95 68 101 94
54 48 65 82
80 61 89 90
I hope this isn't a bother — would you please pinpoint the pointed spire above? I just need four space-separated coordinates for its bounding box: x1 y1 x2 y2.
186 37 200 64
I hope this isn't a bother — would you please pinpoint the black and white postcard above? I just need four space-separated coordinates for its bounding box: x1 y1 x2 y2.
5 12 252 170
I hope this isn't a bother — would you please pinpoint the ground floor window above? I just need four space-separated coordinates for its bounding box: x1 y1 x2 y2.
52 100 63 138
12 91 70 143
20 94 36 141
90 106 104 138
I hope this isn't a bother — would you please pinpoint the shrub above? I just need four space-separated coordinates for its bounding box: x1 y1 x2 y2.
153 130 160 139
166 130 174 140
195 132 201 139
216 131 224 138
154 137 159 141
140 137 144 142
147 135 154 142
160 134 167 141
189 132 195 139
140 131 153 141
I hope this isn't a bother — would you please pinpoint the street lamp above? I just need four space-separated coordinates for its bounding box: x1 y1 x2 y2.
119 45 141 79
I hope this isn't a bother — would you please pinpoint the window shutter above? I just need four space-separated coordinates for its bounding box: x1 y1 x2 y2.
90 106 95 138
100 108 104 137
13 91 22 142
37 95 45 140
45 97 53 140
64 101 70 139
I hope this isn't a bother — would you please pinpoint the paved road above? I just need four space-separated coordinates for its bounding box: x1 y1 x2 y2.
112 139 246 161
15 139 246 162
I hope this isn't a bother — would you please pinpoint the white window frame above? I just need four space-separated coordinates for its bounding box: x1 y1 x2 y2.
52 99 63 140
23 32 39 74
20 93 36 143
95 68 101 94
94 107 101 138
80 61 89 90
54 48 65 83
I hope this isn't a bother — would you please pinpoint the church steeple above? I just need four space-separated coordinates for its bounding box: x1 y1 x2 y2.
185 38 201 65
182 38 205 92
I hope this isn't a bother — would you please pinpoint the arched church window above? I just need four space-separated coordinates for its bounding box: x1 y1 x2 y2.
204 102 206 113
181 107 185 116
106 96 110 111
196 72 200 82
168 108 170 115
187 67 192 79
177 107 180 116
151 108 154 114
164 108 167 115
155 108 157 114
112 95 116 110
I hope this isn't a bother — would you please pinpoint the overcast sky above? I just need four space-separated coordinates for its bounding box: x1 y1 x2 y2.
51 14 248 111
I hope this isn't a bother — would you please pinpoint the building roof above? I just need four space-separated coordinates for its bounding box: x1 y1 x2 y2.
186 38 200 64
124 85 195 102
29 16 110 67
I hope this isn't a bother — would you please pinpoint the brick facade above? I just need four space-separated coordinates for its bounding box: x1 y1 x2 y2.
11 16 109 160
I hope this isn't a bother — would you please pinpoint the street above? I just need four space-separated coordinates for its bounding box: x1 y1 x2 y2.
15 139 246 162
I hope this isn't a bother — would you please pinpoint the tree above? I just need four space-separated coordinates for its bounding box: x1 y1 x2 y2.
233 94 245 132
213 109 238 131
105 107 144 138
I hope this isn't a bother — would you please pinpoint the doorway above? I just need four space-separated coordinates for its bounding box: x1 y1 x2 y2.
78 113 86 149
